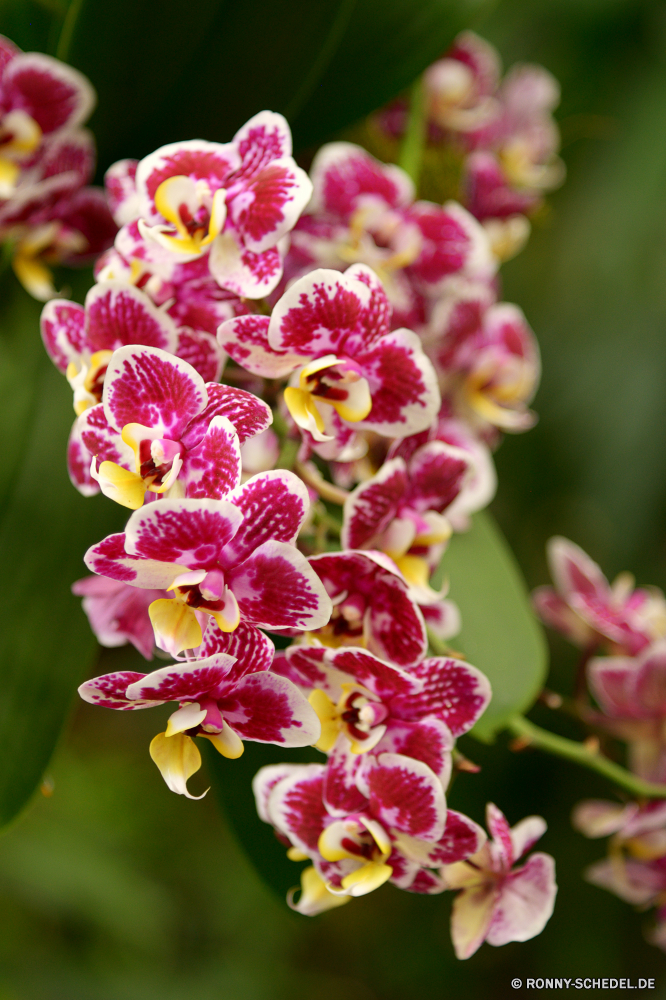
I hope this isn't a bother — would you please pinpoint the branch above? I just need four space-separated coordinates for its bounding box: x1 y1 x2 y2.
507 714 666 799
294 460 349 506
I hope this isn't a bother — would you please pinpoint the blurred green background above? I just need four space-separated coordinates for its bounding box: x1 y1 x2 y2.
2 0 666 996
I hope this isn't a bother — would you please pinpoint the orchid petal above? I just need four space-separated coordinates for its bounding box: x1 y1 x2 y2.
149 731 206 799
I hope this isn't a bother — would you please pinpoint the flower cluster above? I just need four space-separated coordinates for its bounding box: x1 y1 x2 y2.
14 29 559 954
278 140 540 440
534 536 666 948
0 36 116 299
374 30 564 261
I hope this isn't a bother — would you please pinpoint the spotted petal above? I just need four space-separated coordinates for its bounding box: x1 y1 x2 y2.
104 158 139 226
41 299 86 371
354 329 441 437
218 671 321 745
228 540 332 630
390 656 491 736
84 532 189 589
124 498 243 569
225 470 310 564
125 654 236 704
175 327 224 383
181 415 242 500
322 737 367 815
323 647 421 700
268 267 372 355
253 762 304 824
309 550 427 668
67 416 99 496
265 764 328 854
228 156 312 254
199 619 274 681
79 403 134 467
209 237 284 298
407 441 471 512
78 670 160 710
375 718 453 782
341 458 407 550
217 313 307 378
84 282 179 354
308 142 414 218
395 809 486 868
5 52 95 133
359 752 446 841
182 382 272 448
103 345 207 438
233 111 293 171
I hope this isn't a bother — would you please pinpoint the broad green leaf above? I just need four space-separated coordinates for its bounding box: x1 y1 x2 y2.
204 740 322 901
0 272 124 829
434 510 548 741
58 0 493 168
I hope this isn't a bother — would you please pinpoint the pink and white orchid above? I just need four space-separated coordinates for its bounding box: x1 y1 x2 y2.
284 141 495 329
72 575 164 660
219 263 440 460
306 549 428 667
0 36 118 298
254 753 484 912
587 642 666 783
107 111 312 298
341 437 472 601
79 621 320 798
84 484 333 655
423 280 541 434
442 802 557 959
77 344 271 509
274 644 490 780
533 536 666 656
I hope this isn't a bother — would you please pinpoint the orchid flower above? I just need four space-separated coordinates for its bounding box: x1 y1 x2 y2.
442 802 557 959
254 753 484 913
219 263 440 461
79 621 320 798
0 36 118 298
84 485 332 655
72 576 164 660
533 536 666 656
284 141 495 330
274 643 490 781
107 111 312 297
306 549 428 667
76 344 271 509
587 642 666 783
423 279 541 434
341 437 472 600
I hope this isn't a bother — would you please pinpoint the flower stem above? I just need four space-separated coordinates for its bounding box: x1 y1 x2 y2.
507 714 666 799
398 77 426 188
294 460 349 505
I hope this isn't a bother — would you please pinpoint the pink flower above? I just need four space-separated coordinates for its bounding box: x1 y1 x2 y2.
219 263 441 460
587 642 666 783
423 32 502 136
108 111 312 298
0 36 118 298
306 549 428 667
253 753 484 912
79 621 320 798
341 437 472 599
84 484 332 655
76 344 271 509
442 802 557 959
422 279 541 434
72 575 163 659
284 141 494 329
274 643 490 781
96 223 249 346
533 537 666 655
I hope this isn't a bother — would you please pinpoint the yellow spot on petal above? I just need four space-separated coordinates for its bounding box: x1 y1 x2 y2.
340 861 393 896
200 720 244 759
391 554 431 589
149 731 205 798
287 866 352 915
95 461 147 509
149 599 203 655
284 386 328 437
308 688 340 752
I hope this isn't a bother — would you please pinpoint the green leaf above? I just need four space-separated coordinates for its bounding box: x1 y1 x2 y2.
0 272 124 829
434 510 548 741
204 740 322 901
58 0 493 169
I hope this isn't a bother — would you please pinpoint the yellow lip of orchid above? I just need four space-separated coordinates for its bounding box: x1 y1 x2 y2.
287 866 352 915
284 355 372 441
67 349 115 415
150 175 227 255
91 459 148 510
148 598 204 655
149 730 207 799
